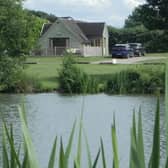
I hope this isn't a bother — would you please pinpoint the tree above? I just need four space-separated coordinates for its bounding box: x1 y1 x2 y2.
124 7 144 28
0 0 45 57
26 9 57 23
146 0 168 29
125 0 168 30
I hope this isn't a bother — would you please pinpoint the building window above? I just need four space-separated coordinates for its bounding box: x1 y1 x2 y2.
90 39 101 47
95 39 101 47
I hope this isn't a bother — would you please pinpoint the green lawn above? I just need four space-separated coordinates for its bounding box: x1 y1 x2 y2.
25 55 167 91
145 52 168 57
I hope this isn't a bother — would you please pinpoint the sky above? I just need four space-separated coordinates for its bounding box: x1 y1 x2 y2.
23 0 145 28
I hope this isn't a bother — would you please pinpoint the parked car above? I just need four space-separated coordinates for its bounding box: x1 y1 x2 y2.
128 43 145 56
112 44 134 58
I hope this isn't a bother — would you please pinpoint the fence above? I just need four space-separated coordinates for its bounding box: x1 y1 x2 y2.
82 46 103 57
32 47 67 56
32 46 103 57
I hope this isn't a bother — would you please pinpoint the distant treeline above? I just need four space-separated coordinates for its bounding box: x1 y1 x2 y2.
26 9 57 23
108 26 168 53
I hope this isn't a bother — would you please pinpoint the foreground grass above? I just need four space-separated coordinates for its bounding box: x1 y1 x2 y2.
25 55 167 91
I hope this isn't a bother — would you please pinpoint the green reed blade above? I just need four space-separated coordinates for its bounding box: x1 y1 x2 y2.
9 124 18 168
59 137 65 168
165 157 168 168
148 98 160 168
65 121 76 167
129 114 137 168
3 122 21 168
76 120 82 167
92 149 100 168
19 106 39 168
137 109 145 168
22 150 29 168
100 138 107 168
74 159 80 168
84 128 92 168
2 128 9 168
48 136 57 168
111 120 119 168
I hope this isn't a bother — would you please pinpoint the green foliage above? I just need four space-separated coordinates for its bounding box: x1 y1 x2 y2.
148 99 160 168
26 10 57 23
0 56 23 91
122 0 168 53
0 56 43 93
111 118 119 168
124 0 168 30
124 6 144 28
108 26 168 53
11 73 43 93
58 56 99 94
105 68 165 94
0 0 45 57
23 12 47 53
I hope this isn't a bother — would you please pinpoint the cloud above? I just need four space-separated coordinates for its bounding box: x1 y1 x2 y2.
62 0 111 7
124 0 145 9
23 0 144 27
24 0 111 9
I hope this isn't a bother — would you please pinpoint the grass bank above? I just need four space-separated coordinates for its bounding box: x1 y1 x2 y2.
24 56 166 94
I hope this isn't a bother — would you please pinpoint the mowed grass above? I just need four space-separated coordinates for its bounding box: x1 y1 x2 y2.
26 56 115 90
25 55 166 91
146 52 168 57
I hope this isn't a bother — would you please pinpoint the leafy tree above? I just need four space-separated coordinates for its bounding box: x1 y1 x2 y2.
26 9 57 22
142 0 168 30
125 0 168 30
0 0 45 57
23 11 47 53
124 7 144 28
0 56 23 91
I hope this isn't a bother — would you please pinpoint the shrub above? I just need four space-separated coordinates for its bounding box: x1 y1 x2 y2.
0 56 23 91
0 56 43 93
9 73 43 93
58 56 99 94
105 68 165 94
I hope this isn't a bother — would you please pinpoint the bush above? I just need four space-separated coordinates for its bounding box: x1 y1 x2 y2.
105 68 165 94
58 56 99 94
0 56 23 91
0 56 42 93
8 73 43 93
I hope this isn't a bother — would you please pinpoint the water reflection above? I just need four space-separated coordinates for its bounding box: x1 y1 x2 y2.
0 93 166 167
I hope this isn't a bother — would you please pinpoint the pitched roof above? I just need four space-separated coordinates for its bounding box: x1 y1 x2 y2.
60 18 89 42
76 22 105 39
40 18 105 42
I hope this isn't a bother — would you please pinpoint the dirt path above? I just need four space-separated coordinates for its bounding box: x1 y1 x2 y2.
92 56 167 64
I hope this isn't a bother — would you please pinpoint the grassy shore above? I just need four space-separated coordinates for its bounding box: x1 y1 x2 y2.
24 54 166 92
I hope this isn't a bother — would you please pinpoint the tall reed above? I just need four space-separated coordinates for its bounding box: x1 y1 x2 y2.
0 98 166 168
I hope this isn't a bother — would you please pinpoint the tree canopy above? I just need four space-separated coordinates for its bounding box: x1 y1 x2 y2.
125 0 168 30
0 0 46 57
26 10 57 23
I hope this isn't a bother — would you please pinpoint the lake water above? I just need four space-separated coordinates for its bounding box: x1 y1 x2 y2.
0 93 166 167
